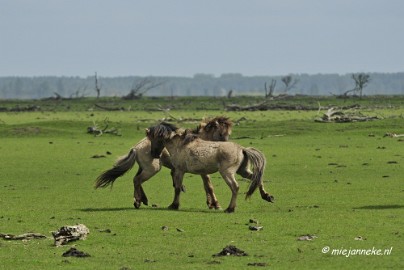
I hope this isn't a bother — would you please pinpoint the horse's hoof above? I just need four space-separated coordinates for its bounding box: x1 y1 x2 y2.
168 203 179 210
262 194 275 203
141 197 148 206
208 202 221 210
134 202 141 209
224 208 235 213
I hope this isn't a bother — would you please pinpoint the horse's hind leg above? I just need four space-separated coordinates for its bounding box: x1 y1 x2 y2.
133 168 146 208
201 174 220 209
219 171 239 213
133 167 158 209
237 166 274 203
258 185 274 202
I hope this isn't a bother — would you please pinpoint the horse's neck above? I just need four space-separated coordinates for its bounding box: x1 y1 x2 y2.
197 130 210 140
135 137 150 148
164 136 183 155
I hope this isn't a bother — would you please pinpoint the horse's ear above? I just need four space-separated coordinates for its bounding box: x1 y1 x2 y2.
145 128 150 135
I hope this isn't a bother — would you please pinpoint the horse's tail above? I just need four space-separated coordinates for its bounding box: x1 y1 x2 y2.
243 147 266 199
94 148 137 189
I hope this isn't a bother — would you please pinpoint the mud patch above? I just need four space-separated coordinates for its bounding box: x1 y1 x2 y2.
247 262 268 267
62 247 90 258
91 154 106 158
213 245 248 257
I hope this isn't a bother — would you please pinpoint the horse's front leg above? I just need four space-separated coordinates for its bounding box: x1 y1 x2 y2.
170 169 186 192
162 154 187 193
168 171 185 210
201 174 220 209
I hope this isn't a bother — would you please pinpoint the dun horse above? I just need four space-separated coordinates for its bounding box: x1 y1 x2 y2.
147 122 274 213
95 117 232 209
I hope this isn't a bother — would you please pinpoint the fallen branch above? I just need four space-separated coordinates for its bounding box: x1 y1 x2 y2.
384 133 404 138
87 118 121 136
1 232 46 241
94 103 124 111
52 224 90 246
0 105 41 112
315 107 379 123
225 101 317 111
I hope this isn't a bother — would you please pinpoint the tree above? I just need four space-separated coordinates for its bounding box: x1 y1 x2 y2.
122 77 165 100
264 79 276 98
94 72 101 99
340 73 370 98
351 73 370 98
281 75 298 94
227 89 233 99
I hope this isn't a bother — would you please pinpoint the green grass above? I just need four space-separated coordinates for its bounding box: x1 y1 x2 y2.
0 97 403 269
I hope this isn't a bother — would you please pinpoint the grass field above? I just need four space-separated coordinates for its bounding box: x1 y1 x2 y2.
0 97 403 269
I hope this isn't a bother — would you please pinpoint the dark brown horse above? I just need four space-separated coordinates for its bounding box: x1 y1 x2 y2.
147 122 274 213
95 117 233 209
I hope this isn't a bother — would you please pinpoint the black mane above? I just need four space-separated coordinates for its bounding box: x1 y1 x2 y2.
148 122 179 139
182 129 199 145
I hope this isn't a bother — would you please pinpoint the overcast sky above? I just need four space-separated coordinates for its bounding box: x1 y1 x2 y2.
1 0 403 77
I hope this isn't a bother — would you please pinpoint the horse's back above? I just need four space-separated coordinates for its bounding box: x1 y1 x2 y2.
178 140 243 174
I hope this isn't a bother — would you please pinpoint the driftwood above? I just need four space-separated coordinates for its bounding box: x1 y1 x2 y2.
0 105 41 112
226 101 362 112
315 107 379 123
384 133 404 138
52 224 90 246
87 118 121 136
41 92 66 100
94 103 125 111
297 234 318 241
225 101 316 111
1 232 46 240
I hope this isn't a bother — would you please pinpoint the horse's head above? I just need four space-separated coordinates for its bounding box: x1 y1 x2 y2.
147 130 165 158
146 122 178 158
198 116 233 141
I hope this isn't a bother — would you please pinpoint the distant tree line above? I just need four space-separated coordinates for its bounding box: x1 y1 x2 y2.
0 72 403 99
